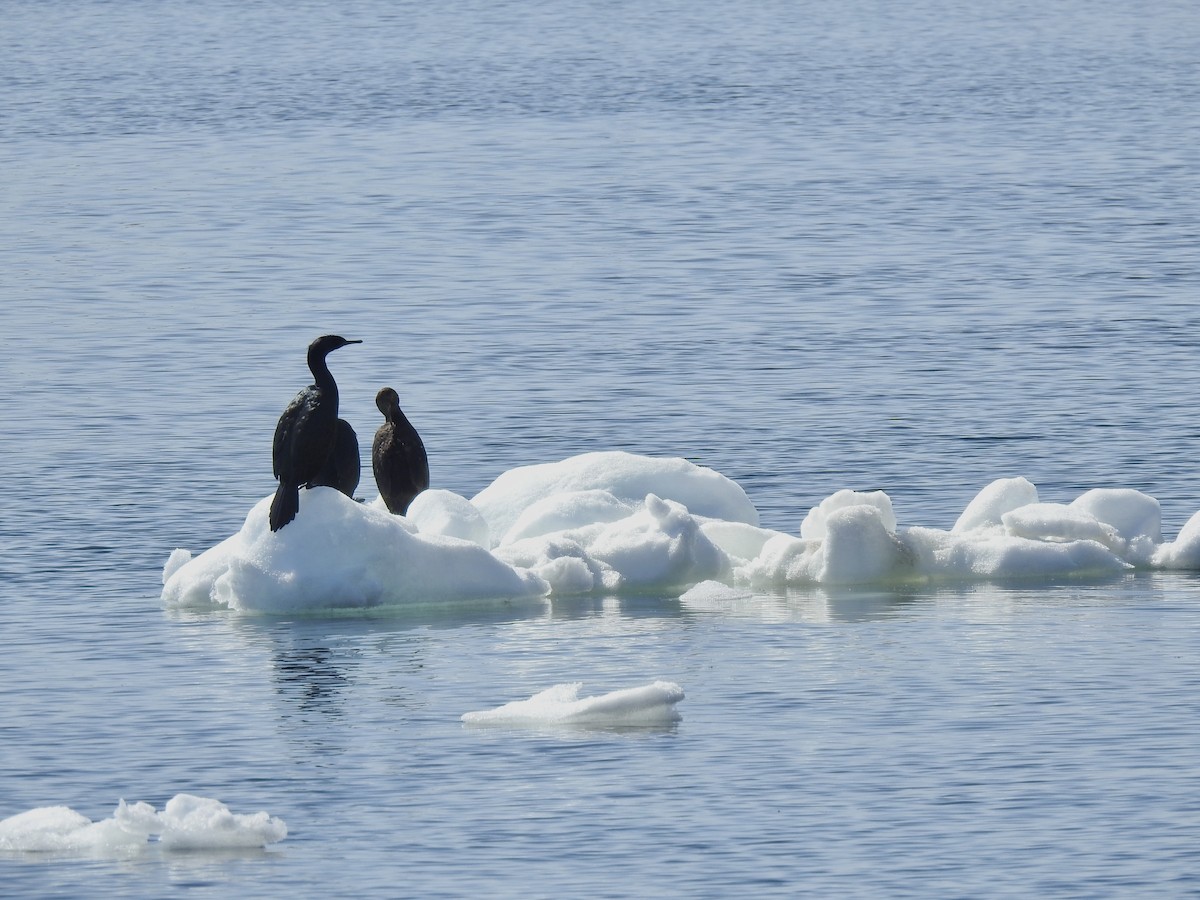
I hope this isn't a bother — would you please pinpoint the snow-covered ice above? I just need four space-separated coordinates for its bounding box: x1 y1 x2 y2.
161 450 1200 613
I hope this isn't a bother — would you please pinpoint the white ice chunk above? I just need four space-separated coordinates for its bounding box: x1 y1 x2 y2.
679 580 754 602
0 795 285 853
501 489 634 545
1002 502 1123 551
801 489 896 541
462 681 684 727
699 519 788 562
161 488 547 612
817 504 910 584
405 488 492 547
495 494 730 594
735 532 821 587
493 535 614 595
953 476 1040 533
749 495 908 586
1153 509 1200 569
161 452 1200 604
584 495 730 591
901 525 1130 580
473 451 758 547
0 806 133 853
1070 488 1162 544
162 548 192 585
157 794 287 850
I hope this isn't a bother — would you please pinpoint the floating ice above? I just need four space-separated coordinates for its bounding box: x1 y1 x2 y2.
0 805 145 853
156 794 288 850
0 795 286 854
161 452 1200 612
680 580 755 602
462 681 685 728
162 487 547 612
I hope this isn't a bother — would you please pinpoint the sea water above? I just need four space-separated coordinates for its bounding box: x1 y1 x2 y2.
2 0 1200 895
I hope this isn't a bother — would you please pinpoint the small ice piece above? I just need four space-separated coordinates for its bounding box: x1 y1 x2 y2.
0 802 156 853
157 794 287 850
0 795 286 853
0 806 100 852
679 580 753 602
953 477 1040 533
462 681 685 728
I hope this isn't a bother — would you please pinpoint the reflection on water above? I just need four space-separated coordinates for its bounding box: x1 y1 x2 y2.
271 644 349 715
461 720 681 740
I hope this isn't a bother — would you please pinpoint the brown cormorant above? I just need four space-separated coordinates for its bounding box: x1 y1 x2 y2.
371 387 429 515
270 335 361 531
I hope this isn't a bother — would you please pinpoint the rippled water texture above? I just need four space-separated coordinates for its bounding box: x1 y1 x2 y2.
2 0 1200 895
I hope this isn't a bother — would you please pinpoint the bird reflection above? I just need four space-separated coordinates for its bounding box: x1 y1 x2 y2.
271 644 349 715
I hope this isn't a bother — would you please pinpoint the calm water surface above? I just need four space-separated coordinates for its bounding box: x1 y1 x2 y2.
2 0 1200 896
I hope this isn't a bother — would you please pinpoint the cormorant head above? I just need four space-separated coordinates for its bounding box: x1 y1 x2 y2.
376 387 400 417
308 334 362 358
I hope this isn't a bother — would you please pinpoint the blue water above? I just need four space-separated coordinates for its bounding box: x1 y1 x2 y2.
3 0 1200 895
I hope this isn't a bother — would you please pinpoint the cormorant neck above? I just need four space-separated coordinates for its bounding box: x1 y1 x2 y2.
308 349 338 395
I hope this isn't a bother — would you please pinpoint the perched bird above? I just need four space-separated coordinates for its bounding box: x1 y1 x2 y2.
311 417 361 498
270 335 361 531
372 386 429 515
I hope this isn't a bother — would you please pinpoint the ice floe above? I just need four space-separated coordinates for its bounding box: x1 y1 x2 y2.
161 450 1200 613
462 681 685 728
0 794 286 854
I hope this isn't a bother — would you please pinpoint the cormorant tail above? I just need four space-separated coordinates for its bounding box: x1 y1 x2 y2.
270 481 300 532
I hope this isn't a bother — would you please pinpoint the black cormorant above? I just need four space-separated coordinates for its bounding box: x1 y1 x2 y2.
371 387 429 515
270 335 362 531
312 417 361 498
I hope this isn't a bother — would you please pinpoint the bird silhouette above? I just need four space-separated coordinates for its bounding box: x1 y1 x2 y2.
270 335 361 531
371 386 429 515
